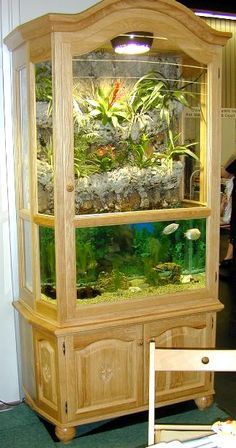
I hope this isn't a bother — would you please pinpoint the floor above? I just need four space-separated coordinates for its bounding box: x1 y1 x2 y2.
214 227 236 417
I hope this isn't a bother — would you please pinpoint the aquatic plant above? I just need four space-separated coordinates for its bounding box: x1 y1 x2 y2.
39 227 56 286
76 240 98 284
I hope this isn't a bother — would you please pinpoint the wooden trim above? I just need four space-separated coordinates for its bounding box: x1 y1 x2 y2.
4 0 231 52
13 295 223 334
205 52 222 298
36 299 57 321
73 207 211 228
52 33 76 322
199 72 207 204
33 214 55 227
30 34 51 63
73 294 223 328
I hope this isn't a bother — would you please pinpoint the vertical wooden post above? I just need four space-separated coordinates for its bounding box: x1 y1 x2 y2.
52 32 76 322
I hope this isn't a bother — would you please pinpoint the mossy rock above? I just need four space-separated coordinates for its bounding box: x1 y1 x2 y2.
97 269 130 292
152 262 182 285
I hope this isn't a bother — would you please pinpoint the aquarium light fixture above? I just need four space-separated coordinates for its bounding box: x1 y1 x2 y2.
111 32 153 55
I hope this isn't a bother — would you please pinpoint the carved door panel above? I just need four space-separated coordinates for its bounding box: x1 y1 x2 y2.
34 329 60 420
68 324 143 420
144 313 216 405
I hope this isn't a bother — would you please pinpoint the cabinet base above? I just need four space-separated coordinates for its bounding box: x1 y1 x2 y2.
195 395 214 410
55 425 76 443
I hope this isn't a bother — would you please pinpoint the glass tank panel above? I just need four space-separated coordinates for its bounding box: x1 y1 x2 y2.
23 220 33 291
75 218 206 306
35 62 54 215
19 67 30 209
35 44 207 216
39 226 56 301
71 44 207 215
39 218 206 304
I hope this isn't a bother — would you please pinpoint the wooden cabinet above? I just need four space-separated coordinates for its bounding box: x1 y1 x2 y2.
17 303 221 441
4 0 231 442
68 325 143 420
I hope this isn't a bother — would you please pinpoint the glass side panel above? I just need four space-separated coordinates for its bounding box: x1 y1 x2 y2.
19 67 30 209
183 80 205 201
71 44 207 215
75 218 206 306
23 219 33 291
39 226 56 301
35 62 54 215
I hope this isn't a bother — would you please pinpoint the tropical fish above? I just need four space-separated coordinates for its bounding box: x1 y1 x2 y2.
162 223 179 235
184 228 201 240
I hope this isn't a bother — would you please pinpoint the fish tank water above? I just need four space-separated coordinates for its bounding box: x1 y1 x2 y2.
40 218 206 305
36 46 205 215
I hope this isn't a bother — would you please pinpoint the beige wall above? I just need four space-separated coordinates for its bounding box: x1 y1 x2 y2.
205 18 236 109
204 19 236 162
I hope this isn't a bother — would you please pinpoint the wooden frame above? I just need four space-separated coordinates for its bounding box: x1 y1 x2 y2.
4 0 231 442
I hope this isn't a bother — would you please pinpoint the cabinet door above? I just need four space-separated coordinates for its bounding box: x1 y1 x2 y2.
67 324 143 421
34 329 60 420
144 313 216 405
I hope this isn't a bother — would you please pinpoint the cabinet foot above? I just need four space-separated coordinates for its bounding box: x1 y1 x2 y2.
195 395 214 410
55 425 76 443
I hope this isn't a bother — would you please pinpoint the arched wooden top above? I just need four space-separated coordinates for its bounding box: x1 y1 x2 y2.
4 0 231 66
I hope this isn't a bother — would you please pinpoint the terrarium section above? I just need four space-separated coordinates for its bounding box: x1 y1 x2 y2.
36 51 204 217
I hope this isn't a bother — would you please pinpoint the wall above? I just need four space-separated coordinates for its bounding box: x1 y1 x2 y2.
221 109 236 164
18 0 99 23
0 0 100 402
205 18 236 161
0 0 20 403
205 18 236 109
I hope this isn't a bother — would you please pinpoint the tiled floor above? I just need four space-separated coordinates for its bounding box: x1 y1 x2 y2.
215 228 236 417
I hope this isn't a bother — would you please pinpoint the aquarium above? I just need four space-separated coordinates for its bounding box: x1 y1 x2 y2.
35 42 206 215
40 218 206 304
39 226 56 300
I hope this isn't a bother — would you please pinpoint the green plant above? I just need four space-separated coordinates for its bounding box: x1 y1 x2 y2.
39 227 56 286
128 133 156 168
36 64 201 179
85 81 130 127
35 64 52 102
76 240 97 284
37 138 54 167
74 131 102 177
129 70 195 127
155 129 199 171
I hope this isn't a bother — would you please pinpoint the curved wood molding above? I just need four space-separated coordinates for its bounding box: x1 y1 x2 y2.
4 0 231 55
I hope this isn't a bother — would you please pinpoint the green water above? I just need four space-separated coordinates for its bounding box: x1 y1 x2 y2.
39 218 206 304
